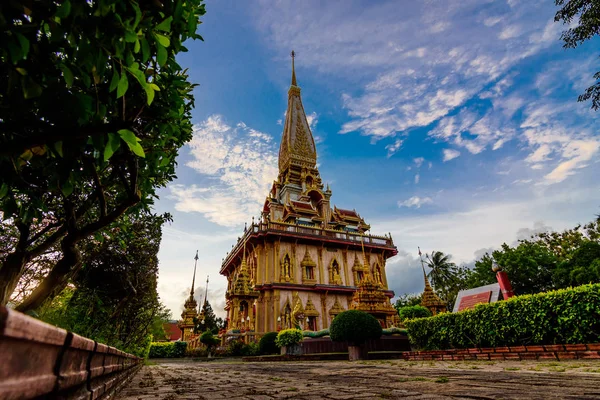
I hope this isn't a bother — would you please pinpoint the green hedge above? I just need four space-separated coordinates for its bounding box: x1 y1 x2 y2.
405 284 600 350
148 341 187 358
398 305 431 320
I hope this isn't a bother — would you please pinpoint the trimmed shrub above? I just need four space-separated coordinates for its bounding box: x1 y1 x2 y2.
148 341 187 358
329 310 382 345
200 331 220 347
275 329 303 347
258 332 279 355
398 305 431 320
406 283 600 350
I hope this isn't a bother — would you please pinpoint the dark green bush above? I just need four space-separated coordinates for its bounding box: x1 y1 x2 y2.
148 341 187 358
226 340 245 356
406 284 600 350
259 332 279 355
398 305 432 320
330 310 382 345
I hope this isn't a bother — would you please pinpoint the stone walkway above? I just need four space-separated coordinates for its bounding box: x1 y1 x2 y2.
120 359 600 399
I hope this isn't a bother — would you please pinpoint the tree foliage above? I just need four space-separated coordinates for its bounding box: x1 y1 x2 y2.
425 251 468 309
394 293 422 311
37 212 171 357
466 216 600 294
0 0 206 309
554 0 600 110
398 305 432 321
194 300 224 334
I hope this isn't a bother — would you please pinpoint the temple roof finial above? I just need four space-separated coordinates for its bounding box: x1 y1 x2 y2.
291 50 297 87
190 250 199 297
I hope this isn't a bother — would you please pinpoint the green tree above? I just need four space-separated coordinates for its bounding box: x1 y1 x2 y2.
394 293 422 311
554 240 600 287
425 251 457 290
194 300 224 334
424 250 467 308
199 330 220 357
466 242 559 295
397 305 431 321
554 0 600 110
37 212 170 356
0 0 206 309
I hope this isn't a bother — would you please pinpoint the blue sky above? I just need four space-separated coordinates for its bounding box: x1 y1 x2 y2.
155 0 600 317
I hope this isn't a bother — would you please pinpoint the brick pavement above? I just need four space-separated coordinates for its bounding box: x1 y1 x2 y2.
119 359 600 399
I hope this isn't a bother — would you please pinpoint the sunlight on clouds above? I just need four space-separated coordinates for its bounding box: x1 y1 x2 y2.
168 115 278 227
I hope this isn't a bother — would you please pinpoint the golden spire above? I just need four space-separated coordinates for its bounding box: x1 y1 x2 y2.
278 50 317 174
291 50 297 87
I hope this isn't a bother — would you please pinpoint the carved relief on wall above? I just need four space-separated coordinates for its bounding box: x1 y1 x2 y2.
280 253 294 283
329 258 343 285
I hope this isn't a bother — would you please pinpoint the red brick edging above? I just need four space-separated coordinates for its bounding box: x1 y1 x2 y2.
0 306 141 399
402 343 600 361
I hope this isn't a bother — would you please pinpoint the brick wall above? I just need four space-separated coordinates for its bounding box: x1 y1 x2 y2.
0 305 141 400
402 343 600 361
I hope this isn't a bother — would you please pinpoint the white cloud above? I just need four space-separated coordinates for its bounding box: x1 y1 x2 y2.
413 157 425 168
168 115 278 227
385 138 403 157
443 148 461 162
414 174 420 184
398 196 433 209
379 184 600 264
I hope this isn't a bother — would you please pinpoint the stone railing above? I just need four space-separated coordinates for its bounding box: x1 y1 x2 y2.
0 305 141 400
221 221 395 271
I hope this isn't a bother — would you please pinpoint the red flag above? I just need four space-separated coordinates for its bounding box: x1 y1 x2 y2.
418 247 422 256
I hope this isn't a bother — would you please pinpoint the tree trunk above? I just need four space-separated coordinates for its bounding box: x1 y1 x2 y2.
16 237 81 312
0 252 28 306
348 345 367 361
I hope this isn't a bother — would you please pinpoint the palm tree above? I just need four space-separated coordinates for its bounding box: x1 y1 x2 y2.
425 251 457 290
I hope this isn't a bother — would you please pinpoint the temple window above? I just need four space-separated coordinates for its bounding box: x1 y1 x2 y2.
306 265 315 280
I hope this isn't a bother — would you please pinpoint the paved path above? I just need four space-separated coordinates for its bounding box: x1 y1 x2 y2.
120 359 600 399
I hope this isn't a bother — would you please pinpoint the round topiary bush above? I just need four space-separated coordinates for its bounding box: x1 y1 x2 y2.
259 332 279 355
275 329 304 347
330 310 382 345
398 305 432 320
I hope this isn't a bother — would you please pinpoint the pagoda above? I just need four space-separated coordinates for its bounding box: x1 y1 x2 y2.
418 249 446 315
350 244 401 327
178 251 199 341
220 52 398 333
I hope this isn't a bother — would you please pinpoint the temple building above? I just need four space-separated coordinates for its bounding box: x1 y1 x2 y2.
220 53 399 333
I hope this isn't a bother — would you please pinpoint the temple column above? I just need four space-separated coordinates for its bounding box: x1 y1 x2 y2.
380 254 389 288
342 248 350 286
320 294 328 329
318 246 324 284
